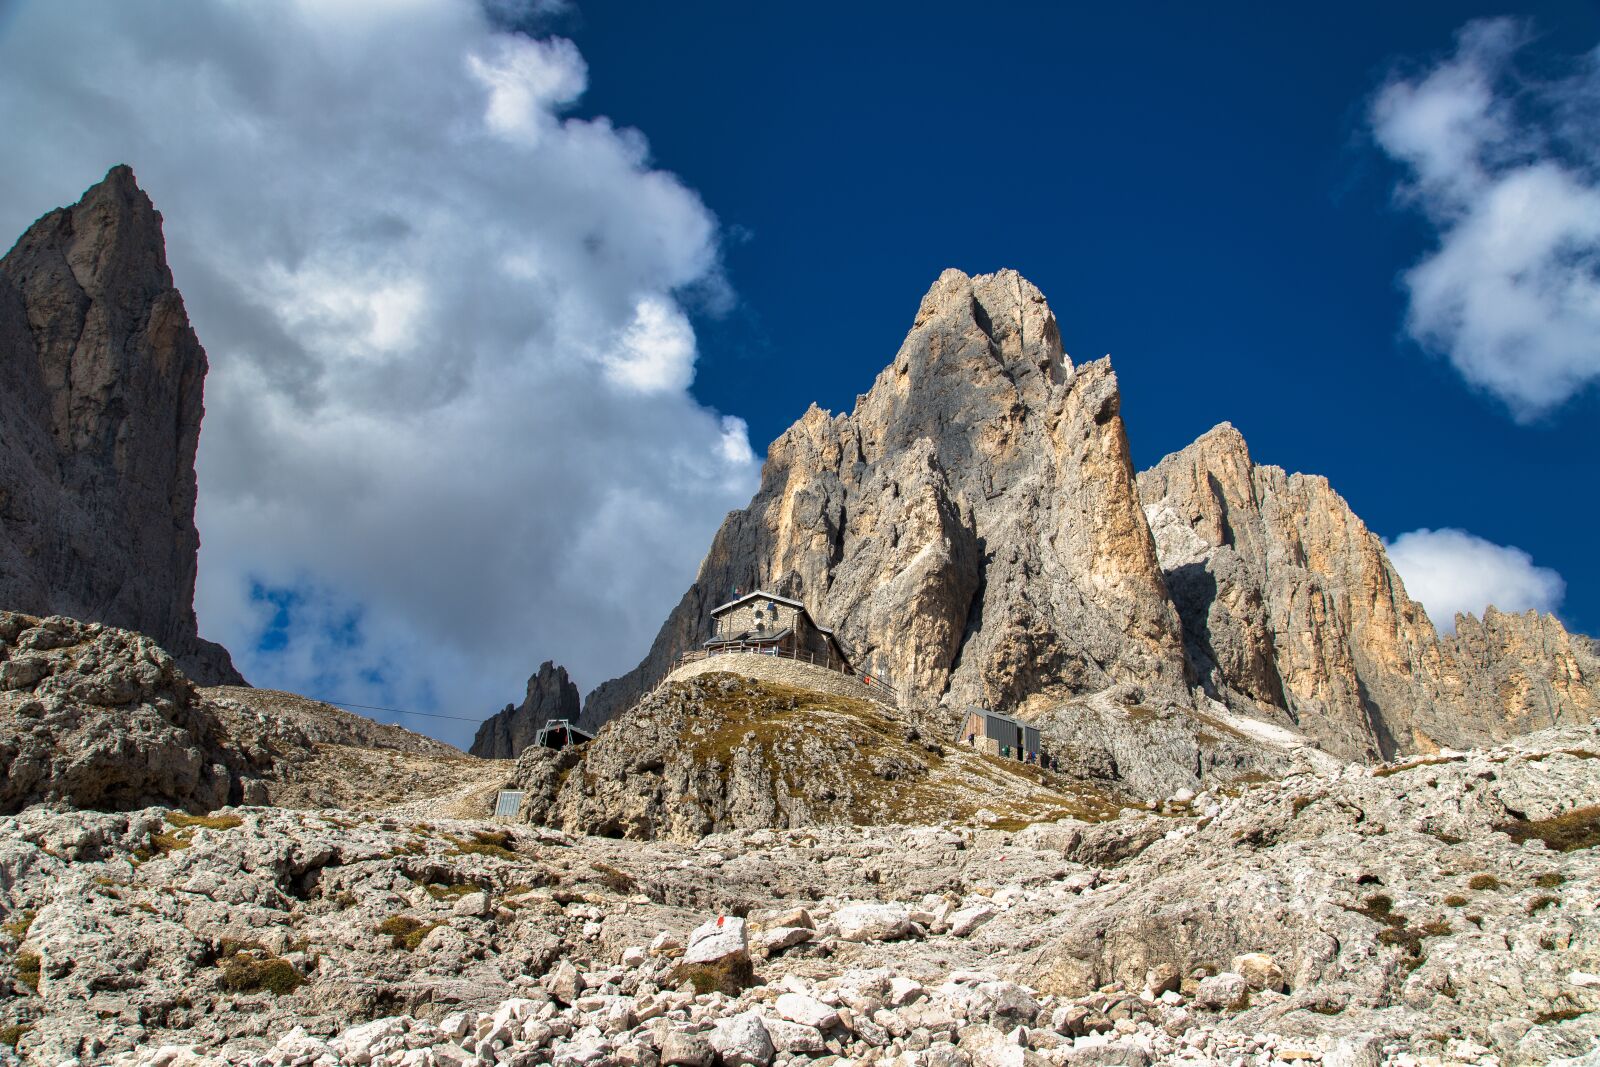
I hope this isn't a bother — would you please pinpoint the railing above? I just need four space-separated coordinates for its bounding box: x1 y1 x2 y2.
674 644 900 704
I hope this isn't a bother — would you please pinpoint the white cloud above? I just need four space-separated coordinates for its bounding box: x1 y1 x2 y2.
1387 527 1565 633
0 0 759 747
1372 19 1600 419
602 295 698 393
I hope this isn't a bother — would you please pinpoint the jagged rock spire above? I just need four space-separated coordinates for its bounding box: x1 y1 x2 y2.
0 165 242 684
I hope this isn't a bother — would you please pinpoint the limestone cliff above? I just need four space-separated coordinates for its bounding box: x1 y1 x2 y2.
1138 423 1599 760
581 269 1597 768
0 166 241 685
584 269 1190 727
470 660 580 759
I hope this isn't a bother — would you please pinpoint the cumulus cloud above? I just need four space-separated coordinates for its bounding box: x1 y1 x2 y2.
1387 528 1565 633
0 0 759 745
1371 19 1600 419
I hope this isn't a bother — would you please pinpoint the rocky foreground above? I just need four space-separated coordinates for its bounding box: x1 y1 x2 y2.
2 721 1598 1066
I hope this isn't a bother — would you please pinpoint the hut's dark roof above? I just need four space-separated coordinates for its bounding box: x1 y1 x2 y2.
704 626 792 648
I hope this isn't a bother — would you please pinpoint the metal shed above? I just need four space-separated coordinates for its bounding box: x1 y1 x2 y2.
957 707 1041 758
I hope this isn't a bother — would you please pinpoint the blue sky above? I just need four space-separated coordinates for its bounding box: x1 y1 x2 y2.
1 2 1595 747
555 1 1600 638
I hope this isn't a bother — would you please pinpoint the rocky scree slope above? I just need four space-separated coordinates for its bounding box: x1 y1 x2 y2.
471 660 580 759
1139 423 1600 761
0 166 241 685
509 671 1123 841
0 610 481 816
578 268 1598 775
2 722 1597 1065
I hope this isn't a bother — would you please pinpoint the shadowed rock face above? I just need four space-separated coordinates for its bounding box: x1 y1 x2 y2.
583 268 1190 729
0 165 241 685
1138 423 1600 760
470 660 580 759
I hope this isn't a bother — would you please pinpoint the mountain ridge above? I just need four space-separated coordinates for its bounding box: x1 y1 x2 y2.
573 267 1599 767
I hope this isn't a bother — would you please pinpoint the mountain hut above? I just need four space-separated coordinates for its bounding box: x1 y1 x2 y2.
704 590 853 672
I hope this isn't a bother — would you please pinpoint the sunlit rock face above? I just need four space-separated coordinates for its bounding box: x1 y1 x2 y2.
584 268 1191 728
1139 423 1600 760
583 267 1599 765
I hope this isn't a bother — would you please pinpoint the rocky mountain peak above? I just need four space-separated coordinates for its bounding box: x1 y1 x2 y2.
575 265 1597 778
582 267 1190 728
470 660 581 759
0 165 242 685
1138 422 1598 760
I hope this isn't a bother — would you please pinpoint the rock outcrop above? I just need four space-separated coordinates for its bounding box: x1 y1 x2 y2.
1138 423 1600 760
585 268 1190 728
0 609 485 816
518 670 1121 841
0 165 241 685
0 611 239 814
470 660 580 759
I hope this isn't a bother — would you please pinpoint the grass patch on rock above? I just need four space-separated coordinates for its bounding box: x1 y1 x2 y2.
1372 755 1463 778
1342 894 1447 973
0 1025 31 1047
668 955 755 996
1497 806 1600 853
14 952 40 992
378 915 441 951
133 830 193 862
167 811 243 831
1 911 35 942
446 830 519 861
590 861 634 893
1467 874 1503 891
1528 895 1561 915
219 951 304 996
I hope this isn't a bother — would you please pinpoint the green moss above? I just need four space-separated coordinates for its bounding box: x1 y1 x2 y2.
166 811 243 831
1497 806 1600 853
669 955 755 996
377 915 441 951
15 952 40 992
